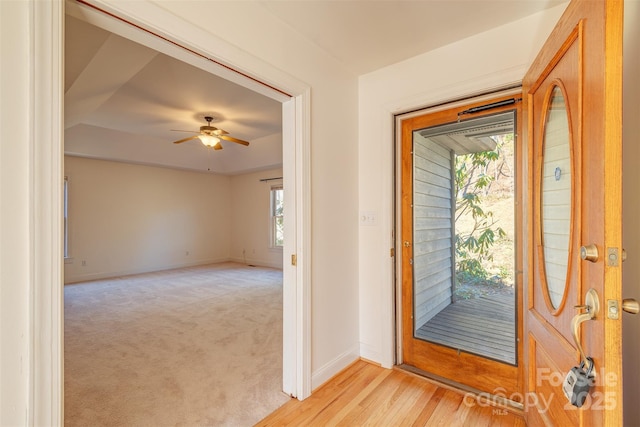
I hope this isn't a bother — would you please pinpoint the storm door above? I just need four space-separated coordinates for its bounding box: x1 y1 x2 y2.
400 95 523 399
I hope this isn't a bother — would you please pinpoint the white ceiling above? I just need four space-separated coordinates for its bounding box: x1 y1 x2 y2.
260 0 567 76
65 1 567 175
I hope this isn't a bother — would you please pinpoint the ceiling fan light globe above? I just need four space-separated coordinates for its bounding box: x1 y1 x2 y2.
198 134 221 147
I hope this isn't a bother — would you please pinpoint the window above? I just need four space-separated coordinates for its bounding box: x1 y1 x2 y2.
270 185 284 248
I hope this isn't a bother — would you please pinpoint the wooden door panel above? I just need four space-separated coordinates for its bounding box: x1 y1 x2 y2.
523 0 623 425
526 21 583 421
527 319 580 425
531 341 579 426
529 22 581 340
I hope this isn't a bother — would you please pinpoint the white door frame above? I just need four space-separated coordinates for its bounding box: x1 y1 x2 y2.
31 0 311 424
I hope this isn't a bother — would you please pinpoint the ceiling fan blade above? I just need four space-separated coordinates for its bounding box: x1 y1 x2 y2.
214 144 223 151
219 135 250 146
172 135 200 144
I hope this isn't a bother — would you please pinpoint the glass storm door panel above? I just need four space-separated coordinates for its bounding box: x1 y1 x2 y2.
400 97 522 399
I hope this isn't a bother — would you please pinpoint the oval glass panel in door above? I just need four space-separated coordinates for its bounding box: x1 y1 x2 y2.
541 85 572 309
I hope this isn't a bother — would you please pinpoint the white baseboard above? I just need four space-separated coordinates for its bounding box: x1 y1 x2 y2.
311 344 360 391
64 257 285 284
63 257 231 284
228 257 283 270
359 343 382 365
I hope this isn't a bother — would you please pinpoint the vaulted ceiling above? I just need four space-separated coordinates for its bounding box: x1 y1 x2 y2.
65 1 567 175
65 15 284 175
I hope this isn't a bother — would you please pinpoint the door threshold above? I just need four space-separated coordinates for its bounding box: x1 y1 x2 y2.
396 364 524 416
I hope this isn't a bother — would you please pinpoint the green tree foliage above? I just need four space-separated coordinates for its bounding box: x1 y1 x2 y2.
455 135 512 282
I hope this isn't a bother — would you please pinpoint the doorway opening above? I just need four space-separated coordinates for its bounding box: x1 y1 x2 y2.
411 111 517 365
60 0 310 419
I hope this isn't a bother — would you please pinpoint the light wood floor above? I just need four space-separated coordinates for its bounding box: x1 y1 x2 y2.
416 293 516 364
257 360 525 426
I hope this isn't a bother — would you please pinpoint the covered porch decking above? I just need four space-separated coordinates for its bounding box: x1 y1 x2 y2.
415 292 516 364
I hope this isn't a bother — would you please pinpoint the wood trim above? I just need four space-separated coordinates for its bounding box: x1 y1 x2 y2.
401 111 415 361
601 1 624 427
514 92 526 406
397 364 525 416
529 24 581 96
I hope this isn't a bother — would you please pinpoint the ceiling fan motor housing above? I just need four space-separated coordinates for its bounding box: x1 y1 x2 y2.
200 125 225 136
172 115 248 147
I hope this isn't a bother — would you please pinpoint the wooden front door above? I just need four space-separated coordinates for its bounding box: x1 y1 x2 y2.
400 94 523 399
523 0 624 425
400 0 625 422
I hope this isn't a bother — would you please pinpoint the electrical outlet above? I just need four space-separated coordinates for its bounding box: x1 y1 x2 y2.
186 251 190 256
81 260 87 267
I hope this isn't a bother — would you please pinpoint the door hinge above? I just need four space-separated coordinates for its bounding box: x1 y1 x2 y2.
291 254 297 266
390 248 395 258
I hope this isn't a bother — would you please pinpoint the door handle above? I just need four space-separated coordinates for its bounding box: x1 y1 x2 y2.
571 289 600 370
622 299 639 314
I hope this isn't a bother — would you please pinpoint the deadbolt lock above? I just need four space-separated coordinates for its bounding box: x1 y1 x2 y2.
580 244 599 262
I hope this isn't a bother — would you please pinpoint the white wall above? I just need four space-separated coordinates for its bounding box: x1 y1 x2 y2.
64 157 285 282
357 4 568 366
622 0 640 424
64 156 233 283
230 169 284 269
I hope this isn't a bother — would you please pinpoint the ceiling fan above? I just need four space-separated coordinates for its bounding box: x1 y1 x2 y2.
172 116 250 150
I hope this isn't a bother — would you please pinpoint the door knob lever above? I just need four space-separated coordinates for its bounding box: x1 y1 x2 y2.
622 299 640 314
571 289 599 370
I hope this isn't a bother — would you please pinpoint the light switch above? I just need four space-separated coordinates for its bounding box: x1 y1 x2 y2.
360 211 378 226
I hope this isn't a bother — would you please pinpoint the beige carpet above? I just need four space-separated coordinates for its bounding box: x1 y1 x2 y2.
64 262 291 426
